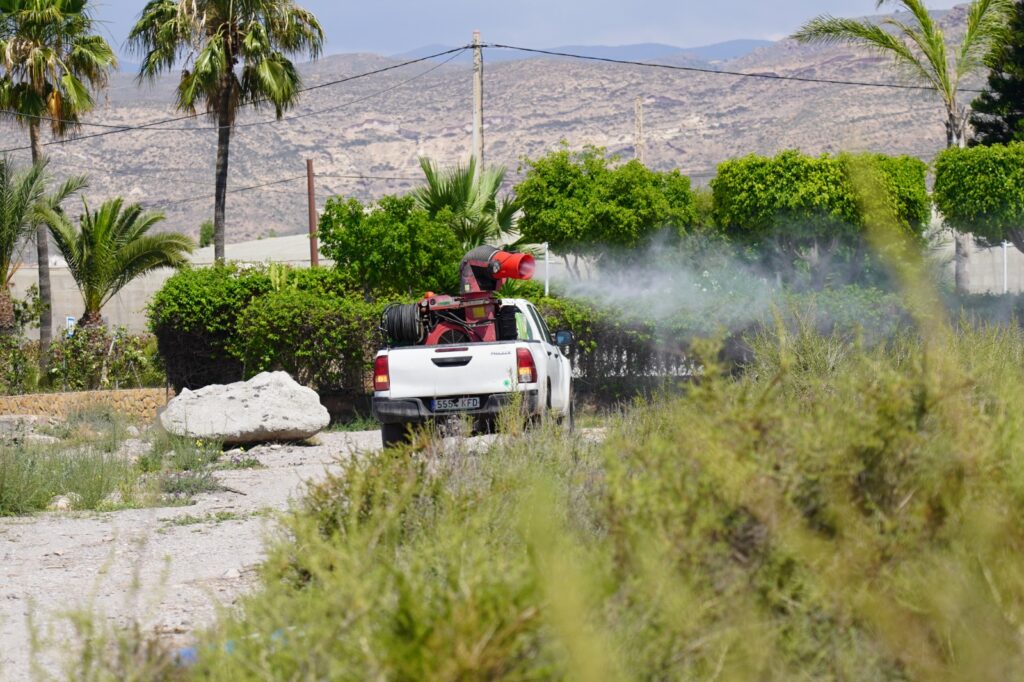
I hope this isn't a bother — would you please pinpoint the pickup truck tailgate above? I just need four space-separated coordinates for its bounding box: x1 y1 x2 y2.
384 344 522 399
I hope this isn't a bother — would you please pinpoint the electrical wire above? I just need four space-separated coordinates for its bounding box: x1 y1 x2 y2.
483 43 986 93
0 46 470 153
149 175 307 209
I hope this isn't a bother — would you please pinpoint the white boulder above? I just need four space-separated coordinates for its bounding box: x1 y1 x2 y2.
159 372 329 445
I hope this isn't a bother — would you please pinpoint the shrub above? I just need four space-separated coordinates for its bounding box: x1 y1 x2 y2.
318 195 461 299
711 150 928 285
514 146 700 271
232 289 385 392
104 323 1024 680
148 266 272 391
0 335 37 394
934 142 1024 249
47 326 165 392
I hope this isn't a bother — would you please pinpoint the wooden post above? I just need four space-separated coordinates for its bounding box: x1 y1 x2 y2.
307 159 319 267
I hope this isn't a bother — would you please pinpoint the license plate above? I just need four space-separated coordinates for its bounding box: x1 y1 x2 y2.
432 397 481 412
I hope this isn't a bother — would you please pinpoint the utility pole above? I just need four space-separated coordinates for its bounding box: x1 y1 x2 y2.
306 159 319 267
634 96 645 165
472 30 484 175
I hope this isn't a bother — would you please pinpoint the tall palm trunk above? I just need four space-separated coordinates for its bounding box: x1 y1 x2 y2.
29 120 52 368
950 106 972 293
212 76 233 265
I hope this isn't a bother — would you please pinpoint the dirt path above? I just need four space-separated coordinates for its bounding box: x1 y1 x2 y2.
0 430 382 680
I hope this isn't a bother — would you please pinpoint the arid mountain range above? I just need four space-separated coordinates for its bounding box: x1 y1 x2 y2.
0 5 980 244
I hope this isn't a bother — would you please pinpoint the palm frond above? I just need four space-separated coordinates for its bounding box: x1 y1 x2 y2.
46 197 192 318
956 0 1014 77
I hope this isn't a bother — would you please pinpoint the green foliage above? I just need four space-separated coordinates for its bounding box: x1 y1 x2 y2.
199 220 214 248
46 196 194 323
0 334 36 394
147 265 272 390
712 150 929 239
514 146 699 269
318 195 461 298
412 156 519 249
0 158 84 334
0 0 117 140
46 325 165 391
712 151 928 285
232 288 384 392
105 323 1024 679
934 142 1024 249
971 0 1024 145
148 264 376 392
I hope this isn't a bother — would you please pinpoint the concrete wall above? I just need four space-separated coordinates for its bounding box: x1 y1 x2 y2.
0 388 173 421
10 268 173 340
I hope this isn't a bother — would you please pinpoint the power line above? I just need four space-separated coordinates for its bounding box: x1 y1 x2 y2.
484 43 986 94
149 175 307 206
0 46 470 153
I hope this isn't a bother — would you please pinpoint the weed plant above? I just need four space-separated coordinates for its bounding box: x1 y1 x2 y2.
72 319 1019 681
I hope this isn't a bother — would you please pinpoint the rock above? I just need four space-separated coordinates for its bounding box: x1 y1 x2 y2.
221 568 241 580
102 490 125 506
126 425 141 438
47 493 81 512
0 415 46 439
159 372 329 445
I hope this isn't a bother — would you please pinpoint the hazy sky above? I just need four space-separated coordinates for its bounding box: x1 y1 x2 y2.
94 0 964 58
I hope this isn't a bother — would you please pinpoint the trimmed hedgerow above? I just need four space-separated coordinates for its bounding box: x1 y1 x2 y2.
231 289 384 393
934 142 1024 249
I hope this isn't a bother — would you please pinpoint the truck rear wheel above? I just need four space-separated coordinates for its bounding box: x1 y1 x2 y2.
381 422 410 448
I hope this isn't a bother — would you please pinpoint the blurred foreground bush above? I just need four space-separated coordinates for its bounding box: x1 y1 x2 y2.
103 321 1024 680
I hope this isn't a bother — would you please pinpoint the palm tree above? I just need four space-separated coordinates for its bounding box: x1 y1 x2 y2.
0 157 84 335
413 156 519 250
45 197 194 326
0 0 116 357
128 0 324 265
793 0 1013 291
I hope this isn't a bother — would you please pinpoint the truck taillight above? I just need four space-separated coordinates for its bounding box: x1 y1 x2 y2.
516 348 537 384
374 355 390 391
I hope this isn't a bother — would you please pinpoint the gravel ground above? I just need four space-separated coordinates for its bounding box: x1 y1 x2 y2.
0 430 383 680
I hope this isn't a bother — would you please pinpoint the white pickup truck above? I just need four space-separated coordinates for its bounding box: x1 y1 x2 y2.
371 298 574 447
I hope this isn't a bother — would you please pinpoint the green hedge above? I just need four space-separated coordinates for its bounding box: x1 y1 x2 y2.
233 289 383 392
148 266 272 391
712 150 929 240
934 142 1024 248
148 265 383 394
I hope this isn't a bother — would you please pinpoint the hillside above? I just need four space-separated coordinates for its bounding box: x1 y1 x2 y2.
0 5 980 244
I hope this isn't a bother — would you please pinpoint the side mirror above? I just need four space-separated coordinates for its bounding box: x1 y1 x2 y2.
554 330 575 347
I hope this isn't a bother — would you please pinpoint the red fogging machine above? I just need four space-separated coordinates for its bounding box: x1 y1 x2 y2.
382 246 535 346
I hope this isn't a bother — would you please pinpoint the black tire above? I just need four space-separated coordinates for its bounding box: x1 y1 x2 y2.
381 422 410 448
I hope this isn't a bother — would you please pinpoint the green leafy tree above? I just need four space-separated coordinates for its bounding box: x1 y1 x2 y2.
971 1 1024 145
128 0 324 265
514 147 698 277
793 0 1014 292
0 157 84 335
46 197 194 326
712 150 929 286
412 156 518 250
934 142 1024 252
318 195 461 299
0 0 116 357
